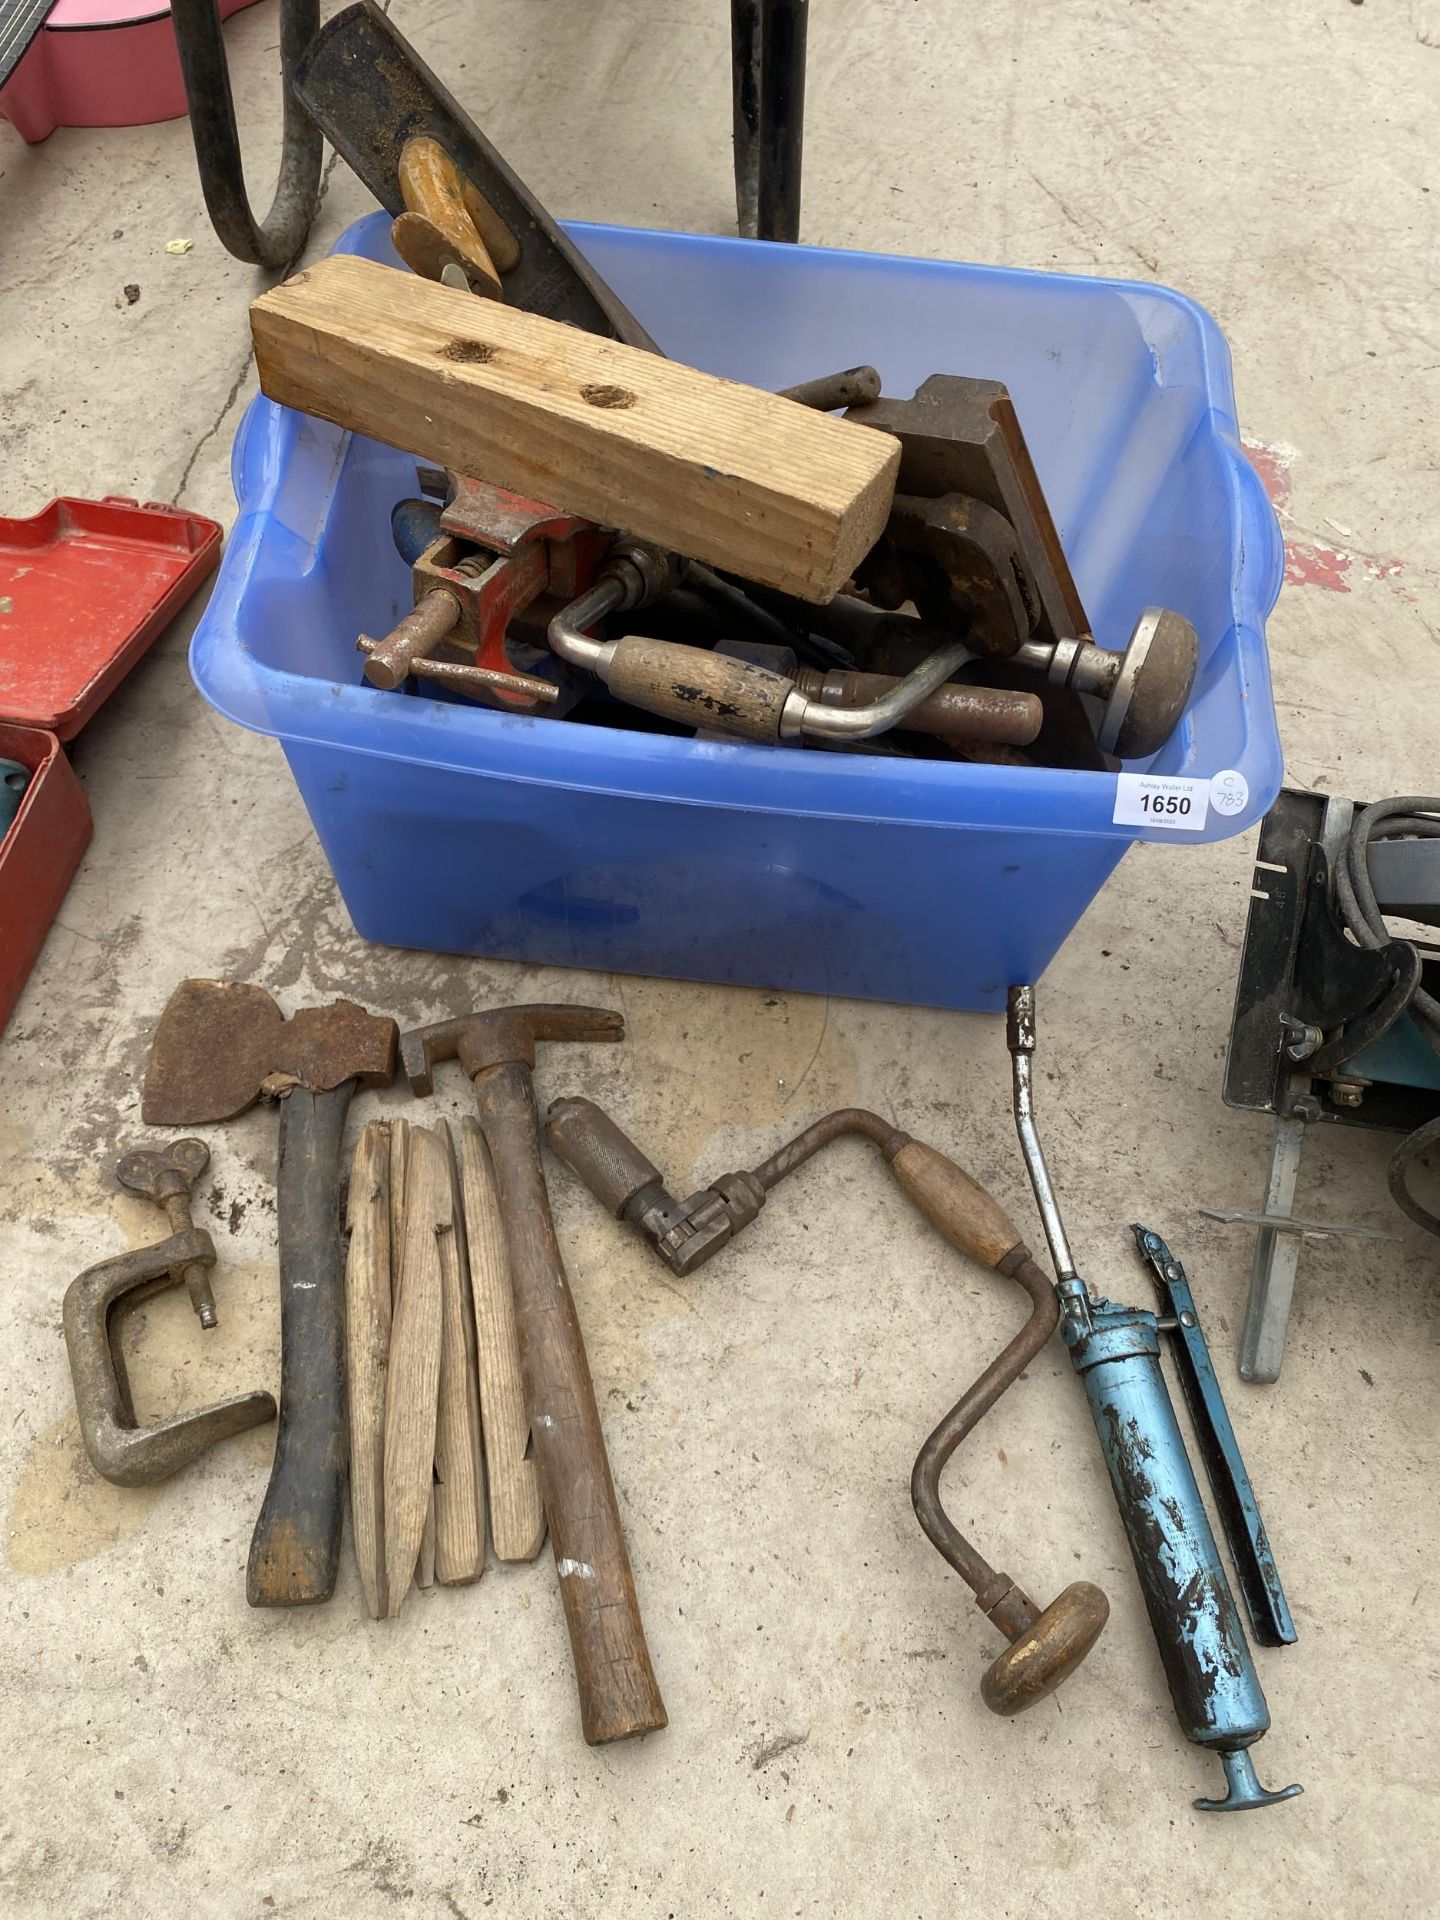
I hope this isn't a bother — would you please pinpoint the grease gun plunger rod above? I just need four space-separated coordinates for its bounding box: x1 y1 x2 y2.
1004 986 1301 1815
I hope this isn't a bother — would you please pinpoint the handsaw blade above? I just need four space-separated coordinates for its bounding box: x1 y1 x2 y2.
142 980 397 1125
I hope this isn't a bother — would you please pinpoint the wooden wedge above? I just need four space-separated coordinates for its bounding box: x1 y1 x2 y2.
459 1116 546 1561
345 1120 392 1620
432 1121 487 1585
382 1122 447 1615
417 1499 436 1589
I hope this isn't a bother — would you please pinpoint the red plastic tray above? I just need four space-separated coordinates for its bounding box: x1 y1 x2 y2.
0 495 222 739
0 720 92 1033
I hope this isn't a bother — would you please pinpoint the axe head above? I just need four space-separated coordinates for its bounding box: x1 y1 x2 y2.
142 980 397 1126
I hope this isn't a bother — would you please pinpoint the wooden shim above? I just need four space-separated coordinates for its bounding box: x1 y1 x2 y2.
432 1121 486 1585
250 254 901 604
382 1122 447 1616
389 1116 410 1291
459 1116 545 1562
417 1499 436 1590
388 1116 436 1598
345 1120 392 1621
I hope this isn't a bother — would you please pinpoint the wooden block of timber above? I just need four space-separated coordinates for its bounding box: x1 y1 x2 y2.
432 1121 487 1586
459 1117 545 1562
250 254 901 604
382 1122 448 1616
345 1121 392 1621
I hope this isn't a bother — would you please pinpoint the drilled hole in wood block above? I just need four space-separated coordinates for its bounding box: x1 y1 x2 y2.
580 383 636 410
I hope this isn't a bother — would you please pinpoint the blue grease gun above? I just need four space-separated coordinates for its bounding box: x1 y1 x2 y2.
1004 985 1300 1812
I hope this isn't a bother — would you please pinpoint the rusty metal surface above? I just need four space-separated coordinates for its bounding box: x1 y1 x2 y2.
142 980 398 1125
548 1089 1104 1707
750 1106 908 1189
882 491 1035 655
115 1139 219 1327
376 480 611 710
791 666 1043 748
358 641 561 705
358 590 461 690
779 365 881 411
62 1141 276 1486
909 1250 1060 1599
980 1581 1111 1716
440 477 593 554
848 374 1091 648
411 537 552 684
401 1004 625 1092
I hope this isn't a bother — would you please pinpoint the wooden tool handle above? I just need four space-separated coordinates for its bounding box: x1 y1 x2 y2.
247 1083 354 1608
889 1140 1024 1272
477 1062 666 1744
396 136 503 297
820 671 1043 747
605 636 792 742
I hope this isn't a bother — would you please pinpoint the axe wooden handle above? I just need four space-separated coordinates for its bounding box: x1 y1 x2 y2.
247 1083 354 1608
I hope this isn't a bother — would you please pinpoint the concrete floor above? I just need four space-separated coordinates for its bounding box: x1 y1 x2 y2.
2 1 1438 1913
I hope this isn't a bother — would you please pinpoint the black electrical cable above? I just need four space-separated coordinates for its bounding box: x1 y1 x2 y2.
1334 796 1440 1235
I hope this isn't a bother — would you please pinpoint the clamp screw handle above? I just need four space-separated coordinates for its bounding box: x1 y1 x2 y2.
114 1139 217 1328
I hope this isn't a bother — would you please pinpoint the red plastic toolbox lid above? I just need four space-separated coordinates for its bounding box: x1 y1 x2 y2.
0 495 222 739
0 718 92 1035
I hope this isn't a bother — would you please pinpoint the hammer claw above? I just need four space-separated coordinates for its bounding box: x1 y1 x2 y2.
400 1004 624 1092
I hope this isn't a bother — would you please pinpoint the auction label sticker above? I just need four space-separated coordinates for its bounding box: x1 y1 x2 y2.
1112 769 1249 832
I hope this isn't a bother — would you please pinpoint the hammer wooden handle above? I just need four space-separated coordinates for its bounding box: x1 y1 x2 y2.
477 1061 666 1744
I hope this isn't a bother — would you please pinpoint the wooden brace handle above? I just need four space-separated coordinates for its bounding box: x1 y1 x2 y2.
889 1140 1024 1271
605 636 792 742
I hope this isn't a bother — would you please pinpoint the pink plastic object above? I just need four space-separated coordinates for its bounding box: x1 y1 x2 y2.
0 0 264 143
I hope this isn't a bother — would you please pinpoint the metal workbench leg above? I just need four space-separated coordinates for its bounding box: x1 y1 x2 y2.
731 0 809 243
1238 1113 1307 1384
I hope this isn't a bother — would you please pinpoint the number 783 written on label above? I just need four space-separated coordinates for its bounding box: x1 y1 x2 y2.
1112 769 1250 832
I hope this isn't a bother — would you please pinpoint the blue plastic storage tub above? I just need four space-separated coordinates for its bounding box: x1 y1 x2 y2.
192 213 1283 1012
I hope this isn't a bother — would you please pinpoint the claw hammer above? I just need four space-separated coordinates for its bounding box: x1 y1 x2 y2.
401 1004 666 1745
